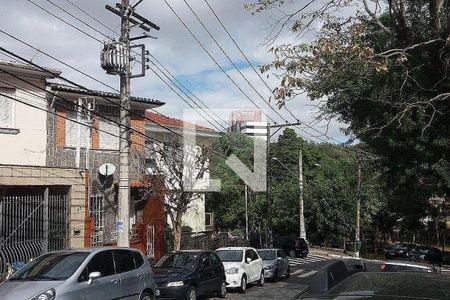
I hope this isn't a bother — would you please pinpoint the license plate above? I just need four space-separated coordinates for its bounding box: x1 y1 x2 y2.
156 289 160 297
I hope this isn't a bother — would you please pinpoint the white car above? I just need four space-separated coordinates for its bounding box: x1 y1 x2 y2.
216 247 264 293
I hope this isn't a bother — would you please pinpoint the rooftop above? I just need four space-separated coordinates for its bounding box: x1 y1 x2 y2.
0 60 61 79
47 82 164 107
145 111 215 132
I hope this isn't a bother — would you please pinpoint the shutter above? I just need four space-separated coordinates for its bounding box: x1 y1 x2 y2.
0 88 15 128
99 116 119 150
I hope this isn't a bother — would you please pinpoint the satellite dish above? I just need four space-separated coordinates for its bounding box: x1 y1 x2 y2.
99 163 116 176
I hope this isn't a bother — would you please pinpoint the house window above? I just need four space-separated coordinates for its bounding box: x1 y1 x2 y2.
99 115 119 150
205 212 213 227
65 110 90 147
0 88 15 129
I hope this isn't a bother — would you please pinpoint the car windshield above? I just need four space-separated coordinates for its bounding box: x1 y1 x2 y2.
155 253 198 269
9 252 89 281
257 250 276 260
216 250 243 262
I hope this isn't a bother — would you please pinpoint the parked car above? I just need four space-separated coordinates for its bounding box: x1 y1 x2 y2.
273 236 309 258
380 260 439 273
152 250 226 300
0 247 155 300
257 248 290 281
384 243 416 260
300 260 450 299
407 246 443 265
216 247 264 293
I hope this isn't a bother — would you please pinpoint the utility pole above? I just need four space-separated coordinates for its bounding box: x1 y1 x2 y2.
355 160 362 258
266 121 302 248
299 150 306 240
103 0 159 247
245 184 249 240
266 123 273 248
117 0 131 247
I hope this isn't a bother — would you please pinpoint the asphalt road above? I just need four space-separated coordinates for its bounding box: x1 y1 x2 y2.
201 254 384 300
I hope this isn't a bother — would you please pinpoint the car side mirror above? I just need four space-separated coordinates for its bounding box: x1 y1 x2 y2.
88 271 101 285
246 257 251 264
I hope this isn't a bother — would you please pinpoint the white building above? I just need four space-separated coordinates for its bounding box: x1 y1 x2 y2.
145 111 220 233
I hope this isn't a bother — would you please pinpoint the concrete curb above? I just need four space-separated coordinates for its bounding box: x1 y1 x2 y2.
327 253 384 263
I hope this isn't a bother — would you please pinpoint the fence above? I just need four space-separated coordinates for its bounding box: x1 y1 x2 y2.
0 188 68 278
180 232 249 251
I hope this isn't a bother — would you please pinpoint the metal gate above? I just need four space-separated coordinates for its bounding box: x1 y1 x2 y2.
0 188 68 278
147 225 155 258
89 194 105 246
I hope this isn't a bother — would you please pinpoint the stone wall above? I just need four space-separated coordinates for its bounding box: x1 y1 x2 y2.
46 104 148 245
0 165 86 248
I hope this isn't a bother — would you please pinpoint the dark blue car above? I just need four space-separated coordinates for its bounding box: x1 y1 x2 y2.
154 250 226 300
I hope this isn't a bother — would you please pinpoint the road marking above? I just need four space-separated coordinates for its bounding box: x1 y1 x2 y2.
297 270 317 278
289 255 330 266
291 268 304 275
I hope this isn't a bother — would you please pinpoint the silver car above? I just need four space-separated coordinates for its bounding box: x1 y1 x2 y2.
0 247 155 300
257 248 290 281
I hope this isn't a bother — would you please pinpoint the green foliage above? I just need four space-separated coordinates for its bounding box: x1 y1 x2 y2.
206 133 256 231
250 0 450 229
208 130 388 245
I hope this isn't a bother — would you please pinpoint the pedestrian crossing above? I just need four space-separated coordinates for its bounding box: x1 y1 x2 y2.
289 254 330 267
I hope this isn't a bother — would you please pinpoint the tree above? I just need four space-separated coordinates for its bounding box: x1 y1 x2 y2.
248 0 450 226
143 139 210 250
207 133 256 233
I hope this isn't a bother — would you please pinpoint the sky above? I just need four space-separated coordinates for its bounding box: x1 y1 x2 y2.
0 0 350 143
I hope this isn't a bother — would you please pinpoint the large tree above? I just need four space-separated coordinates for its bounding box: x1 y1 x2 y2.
248 0 450 226
143 139 210 250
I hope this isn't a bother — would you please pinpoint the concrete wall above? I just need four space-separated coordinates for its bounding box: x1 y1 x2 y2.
0 76 48 166
181 194 206 233
0 165 86 248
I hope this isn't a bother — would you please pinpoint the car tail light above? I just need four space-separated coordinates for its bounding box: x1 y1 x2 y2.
380 264 386 272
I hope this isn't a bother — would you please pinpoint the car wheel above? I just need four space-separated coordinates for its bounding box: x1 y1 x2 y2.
217 280 227 298
258 271 264 286
273 269 279 282
186 286 196 300
239 275 247 293
139 291 153 300
286 266 291 279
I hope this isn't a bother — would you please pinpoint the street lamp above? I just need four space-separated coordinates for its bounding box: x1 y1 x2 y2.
272 155 320 241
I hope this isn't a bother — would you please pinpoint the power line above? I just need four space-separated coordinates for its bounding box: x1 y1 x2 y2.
39 0 227 133
24 0 353 147
63 0 117 36
27 0 102 43
198 0 353 145
0 47 231 161
202 0 300 122
182 0 290 123
0 28 225 134
0 47 194 139
24 0 328 143
162 0 277 124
